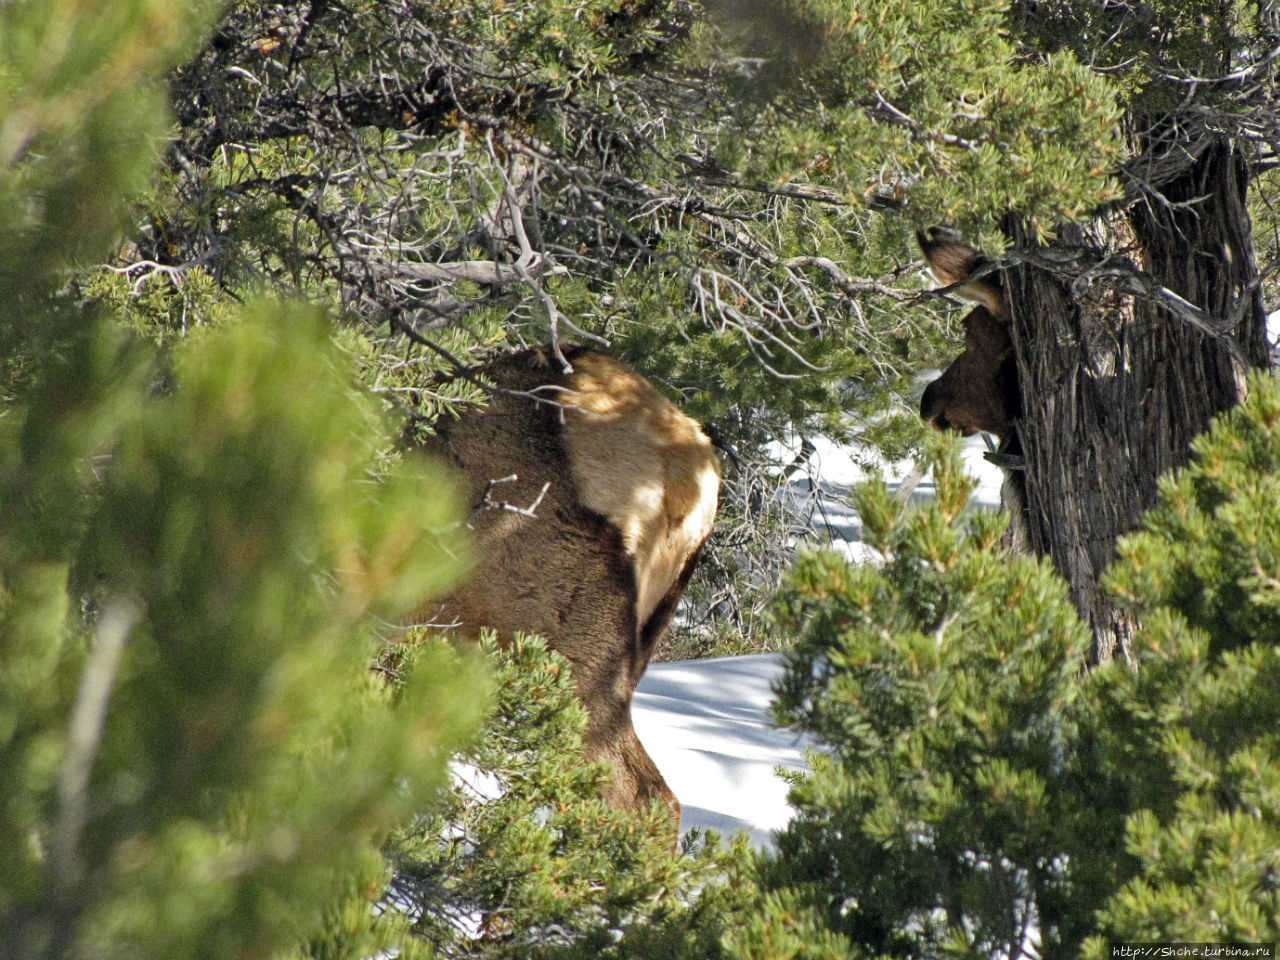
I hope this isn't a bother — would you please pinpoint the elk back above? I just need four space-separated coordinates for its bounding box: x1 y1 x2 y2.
420 345 720 816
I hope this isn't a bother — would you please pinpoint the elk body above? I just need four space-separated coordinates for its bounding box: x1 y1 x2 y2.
420 345 721 818
917 228 1021 439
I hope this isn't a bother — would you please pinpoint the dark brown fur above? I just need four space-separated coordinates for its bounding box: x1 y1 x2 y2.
920 306 1020 436
917 228 1021 439
419 346 720 819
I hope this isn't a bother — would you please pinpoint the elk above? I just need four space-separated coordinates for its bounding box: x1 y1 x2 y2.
418 344 721 818
917 227 1021 440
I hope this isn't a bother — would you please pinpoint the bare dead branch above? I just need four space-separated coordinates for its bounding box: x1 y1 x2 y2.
471 475 552 521
53 599 140 894
368 254 567 285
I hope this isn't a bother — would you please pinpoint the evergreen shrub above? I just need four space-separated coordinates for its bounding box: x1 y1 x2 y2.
734 381 1280 957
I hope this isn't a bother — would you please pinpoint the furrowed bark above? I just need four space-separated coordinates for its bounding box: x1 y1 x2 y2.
1003 135 1269 664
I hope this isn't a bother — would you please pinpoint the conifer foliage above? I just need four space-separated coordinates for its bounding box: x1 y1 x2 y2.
733 441 1109 959
734 378 1280 958
1092 372 1280 949
0 4 485 959
5 2 1280 959
385 634 751 960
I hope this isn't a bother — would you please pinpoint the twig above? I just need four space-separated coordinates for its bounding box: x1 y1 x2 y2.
471 475 552 521
1069 256 1251 365
368 253 566 285
53 599 140 894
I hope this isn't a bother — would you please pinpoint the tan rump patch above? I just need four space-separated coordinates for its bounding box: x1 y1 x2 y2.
558 353 721 629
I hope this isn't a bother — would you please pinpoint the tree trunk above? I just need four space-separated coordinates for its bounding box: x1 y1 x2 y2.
1002 135 1270 664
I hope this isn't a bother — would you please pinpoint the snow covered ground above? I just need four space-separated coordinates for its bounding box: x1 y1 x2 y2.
773 431 1004 562
635 435 1004 847
633 653 805 849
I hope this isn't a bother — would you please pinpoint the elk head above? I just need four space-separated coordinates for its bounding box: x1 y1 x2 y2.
418 345 721 821
917 228 1020 439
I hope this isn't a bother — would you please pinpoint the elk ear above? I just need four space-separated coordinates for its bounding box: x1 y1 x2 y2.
916 227 1007 319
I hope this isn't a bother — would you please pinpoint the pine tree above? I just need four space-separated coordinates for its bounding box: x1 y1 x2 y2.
0 4 485 958
1087 370 1280 949
729 440 1116 959
733 373 1280 958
